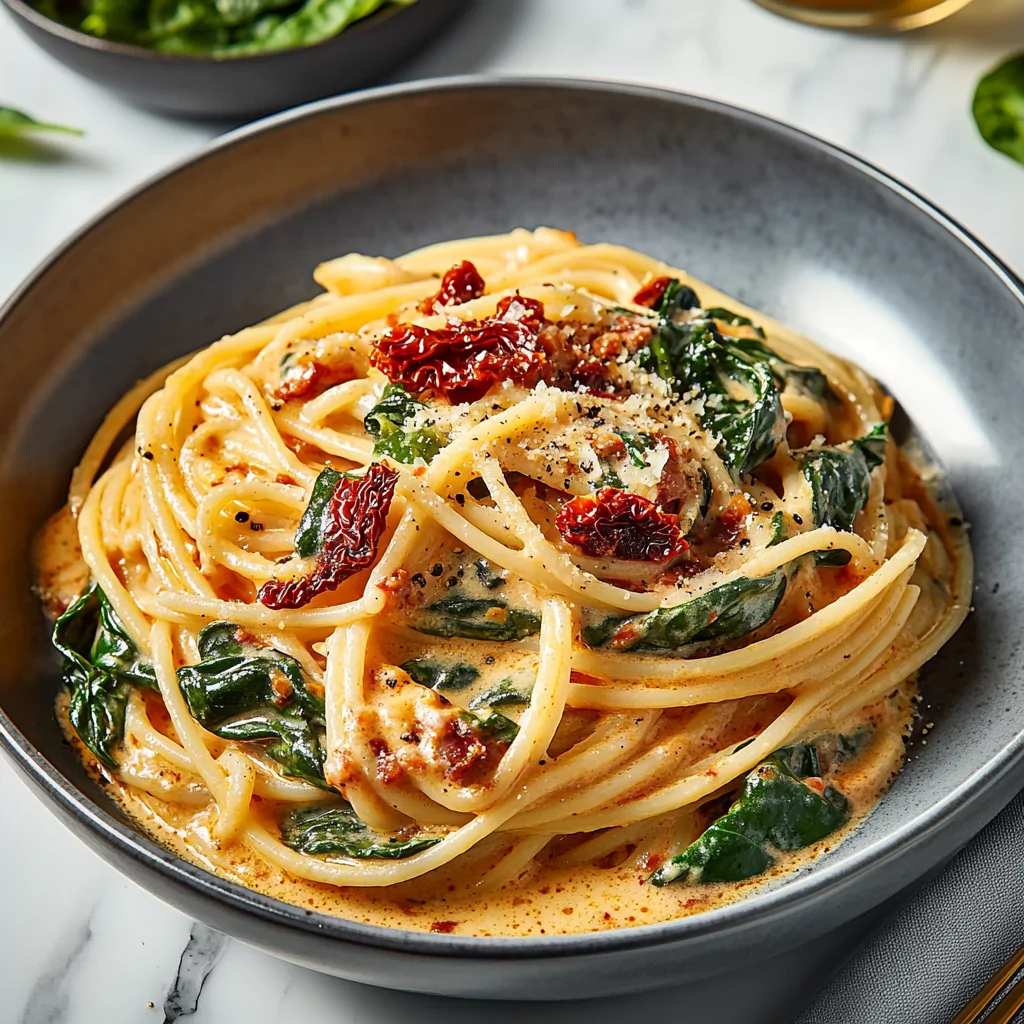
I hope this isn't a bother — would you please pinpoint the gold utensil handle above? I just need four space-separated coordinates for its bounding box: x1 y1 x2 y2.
952 945 1024 1024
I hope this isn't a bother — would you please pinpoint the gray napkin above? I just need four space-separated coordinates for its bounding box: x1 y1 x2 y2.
798 789 1024 1023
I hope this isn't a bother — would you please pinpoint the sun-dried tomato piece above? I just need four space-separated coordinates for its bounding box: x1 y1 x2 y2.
258 463 398 609
633 276 673 309
370 294 548 404
556 487 689 562
275 358 358 402
418 260 486 313
436 716 490 784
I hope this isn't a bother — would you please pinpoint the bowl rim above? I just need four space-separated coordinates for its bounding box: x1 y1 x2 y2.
0 0 413 63
1 74 1022 961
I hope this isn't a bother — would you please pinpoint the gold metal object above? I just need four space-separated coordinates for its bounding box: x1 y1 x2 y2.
752 0 975 31
951 945 1024 1024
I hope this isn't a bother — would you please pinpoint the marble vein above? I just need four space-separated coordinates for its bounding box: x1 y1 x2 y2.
18 909 95 1024
162 924 227 1022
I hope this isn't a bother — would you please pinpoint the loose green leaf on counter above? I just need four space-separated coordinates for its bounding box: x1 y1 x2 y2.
52 582 154 770
281 803 441 858
177 621 330 788
650 736 855 887
0 106 83 138
973 54 1024 166
414 596 542 643
363 381 445 465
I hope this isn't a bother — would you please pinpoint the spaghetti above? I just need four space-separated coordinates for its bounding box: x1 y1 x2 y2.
35 229 971 936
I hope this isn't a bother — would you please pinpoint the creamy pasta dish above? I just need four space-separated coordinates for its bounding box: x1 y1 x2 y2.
36 229 971 936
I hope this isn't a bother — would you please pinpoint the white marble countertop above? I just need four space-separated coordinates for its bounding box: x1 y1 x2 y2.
2 1 1022 1020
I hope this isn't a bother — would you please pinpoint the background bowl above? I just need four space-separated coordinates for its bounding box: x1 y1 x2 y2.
0 79 1022 1001
0 0 467 118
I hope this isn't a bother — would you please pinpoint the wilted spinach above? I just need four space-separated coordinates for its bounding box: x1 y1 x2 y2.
636 285 785 476
799 423 887 534
52 582 155 770
468 678 532 710
582 557 802 652
614 429 656 469
177 622 330 788
400 658 479 692
413 597 541 642
281 803 441 858
363 381 444 465
460 706 519 745
650 737 854 887
973 54 1024 166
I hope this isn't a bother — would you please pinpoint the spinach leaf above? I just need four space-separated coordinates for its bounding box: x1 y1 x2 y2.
594 462 625 490
703 356 783 476
767 510 786 547
218 0 397 56
973 54 1024 165
651 739 852 887
468 678 532 710
460 708 519 745
800 423 887 534
30 0 402 56
294 467 344 558
655 279 701 317
0 107 83 138
614 429 655 468
281 803 441 858
363 382 444 465
52 583 155 770
413 597 541 642
637 305 785 476
212 0 294 25
854 421 887 472
177 622 330 788
582 559 798 652
736 339 833 402
400 658 479 692
704 306 764 337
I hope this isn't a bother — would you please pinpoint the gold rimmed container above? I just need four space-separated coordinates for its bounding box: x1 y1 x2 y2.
752 0 975 31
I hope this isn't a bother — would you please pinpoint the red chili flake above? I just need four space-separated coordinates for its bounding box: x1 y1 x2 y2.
419 260 486 313
556 488 688 562
633 276 672 309
430 920 459 934
257 463 398 609
370 294 548 404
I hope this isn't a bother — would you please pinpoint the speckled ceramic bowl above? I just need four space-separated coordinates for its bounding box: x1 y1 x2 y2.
0 79 1020 1000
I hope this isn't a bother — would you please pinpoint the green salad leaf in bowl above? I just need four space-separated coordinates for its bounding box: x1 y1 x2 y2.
30 0 415 57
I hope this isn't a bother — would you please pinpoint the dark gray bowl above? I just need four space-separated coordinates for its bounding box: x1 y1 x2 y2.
0 79 1020 1001
0 0 466 118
